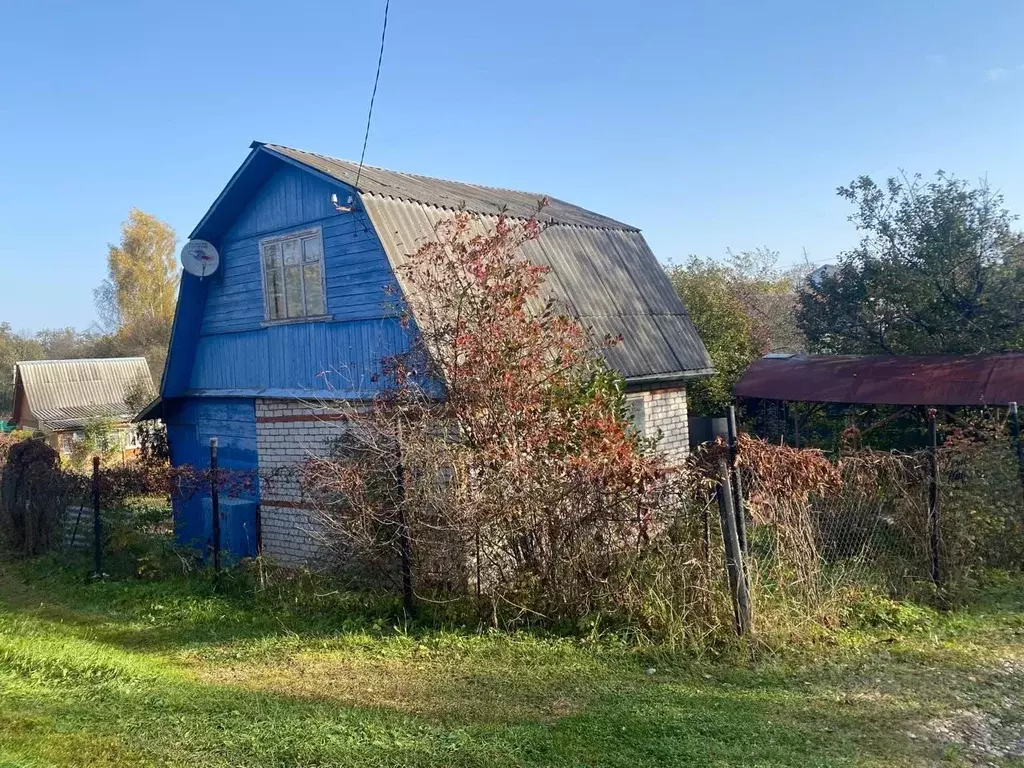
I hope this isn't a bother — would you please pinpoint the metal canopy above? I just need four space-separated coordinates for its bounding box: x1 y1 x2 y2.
735 353 1024 407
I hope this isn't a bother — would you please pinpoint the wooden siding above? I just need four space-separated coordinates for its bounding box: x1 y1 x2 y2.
162 273 210 397
201 213 396 334
165 398 259 553
189 317 411 394
171 161 411 399
224 164 340 241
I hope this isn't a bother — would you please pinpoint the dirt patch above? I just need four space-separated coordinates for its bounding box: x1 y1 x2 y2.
925 707 1024 762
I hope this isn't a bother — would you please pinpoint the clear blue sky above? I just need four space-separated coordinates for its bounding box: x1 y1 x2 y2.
2 1 1023 332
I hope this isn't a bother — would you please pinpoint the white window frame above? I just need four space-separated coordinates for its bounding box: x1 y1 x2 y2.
259 227 329 323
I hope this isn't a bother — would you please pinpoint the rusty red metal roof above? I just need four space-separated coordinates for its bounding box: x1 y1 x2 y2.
735 353 1024 406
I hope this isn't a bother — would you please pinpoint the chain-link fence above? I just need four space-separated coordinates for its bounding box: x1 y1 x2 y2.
4 420 1023 644
718 423 1024 632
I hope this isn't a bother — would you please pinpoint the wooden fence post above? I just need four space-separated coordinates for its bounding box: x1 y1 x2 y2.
92 456 102 578
926 409 941 590
209 437 221 574
716 456 752 636
727 405 749 557
395 459 415 619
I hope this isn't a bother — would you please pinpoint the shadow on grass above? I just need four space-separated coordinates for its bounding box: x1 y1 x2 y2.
4 557 1023 766
0 641 931 768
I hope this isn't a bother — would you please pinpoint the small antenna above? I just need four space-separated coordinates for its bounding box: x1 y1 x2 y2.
332 192 356 213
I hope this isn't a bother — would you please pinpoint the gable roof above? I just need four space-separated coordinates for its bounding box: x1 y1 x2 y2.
13 357 153 431
255 143 714 382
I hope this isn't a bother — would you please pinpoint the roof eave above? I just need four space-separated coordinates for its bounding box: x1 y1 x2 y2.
189 146 263 240
625 368 716 388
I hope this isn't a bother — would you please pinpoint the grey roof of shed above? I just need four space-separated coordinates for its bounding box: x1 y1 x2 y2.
260 144 714 382
13 357 154 431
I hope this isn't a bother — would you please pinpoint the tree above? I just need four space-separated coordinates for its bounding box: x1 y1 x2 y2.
34 327 104 360
667 250 808 415
303 212 673 623
798 172 1024 355
94 209 180 377
0 323 43 417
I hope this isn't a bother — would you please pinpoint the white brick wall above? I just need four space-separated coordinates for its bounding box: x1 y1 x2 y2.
634 386 689 465
256 398 356 566
255 390 689 565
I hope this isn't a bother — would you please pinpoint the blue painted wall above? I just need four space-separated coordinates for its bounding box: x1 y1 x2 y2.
161 150 422 559
165 398 259 558
186 164 410 395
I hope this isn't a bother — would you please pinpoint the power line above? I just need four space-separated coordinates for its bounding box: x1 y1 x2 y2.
354 0 390 191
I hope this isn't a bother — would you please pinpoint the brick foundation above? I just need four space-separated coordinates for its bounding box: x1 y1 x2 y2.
255 399 355 566
255 388 689 566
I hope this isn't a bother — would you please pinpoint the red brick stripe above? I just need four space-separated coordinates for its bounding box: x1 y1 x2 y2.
256 413 351 424
649 386 685 396
260 499 318 510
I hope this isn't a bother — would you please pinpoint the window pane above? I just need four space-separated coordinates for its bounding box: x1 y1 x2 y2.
625 395 646 436
266 264 286 319
284 264 304 318
282 238 301 266
263 242 282 269
302 236 322 263
303 263 325 315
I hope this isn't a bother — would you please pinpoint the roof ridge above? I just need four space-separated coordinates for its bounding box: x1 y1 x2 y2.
259 142 639 232
16 356 148 365
265 143 553 201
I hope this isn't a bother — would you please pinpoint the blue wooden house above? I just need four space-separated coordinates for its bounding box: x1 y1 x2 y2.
145 142 712 564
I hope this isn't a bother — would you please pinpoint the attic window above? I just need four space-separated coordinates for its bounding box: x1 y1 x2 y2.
260 228 327 321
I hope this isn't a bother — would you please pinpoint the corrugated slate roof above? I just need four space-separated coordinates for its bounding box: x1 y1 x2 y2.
14 357 154 431
260 144 713 381
262 144 634 230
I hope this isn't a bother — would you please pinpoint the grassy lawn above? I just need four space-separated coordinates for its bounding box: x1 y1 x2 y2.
1 558 1023 767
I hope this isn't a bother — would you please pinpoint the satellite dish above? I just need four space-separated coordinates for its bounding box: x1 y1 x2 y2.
180 240 220 278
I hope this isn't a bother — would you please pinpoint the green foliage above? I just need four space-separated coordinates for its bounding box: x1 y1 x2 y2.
68 416 120 469
667 258 758 414
848 591 937 631
799 172 1024 354
666 250 807 415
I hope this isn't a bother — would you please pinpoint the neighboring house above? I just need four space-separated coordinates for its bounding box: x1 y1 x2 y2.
12 357 154 457
146 141 713 564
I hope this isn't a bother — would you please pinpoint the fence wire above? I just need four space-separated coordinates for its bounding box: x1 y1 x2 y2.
726 430 1024 622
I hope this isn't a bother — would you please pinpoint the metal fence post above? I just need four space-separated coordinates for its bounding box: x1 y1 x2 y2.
209 437 221 574
92 456 102 577
927 409 941 590
1009 402 1024 507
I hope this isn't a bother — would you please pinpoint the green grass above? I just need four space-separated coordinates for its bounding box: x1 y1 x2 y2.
1 556 1023 767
